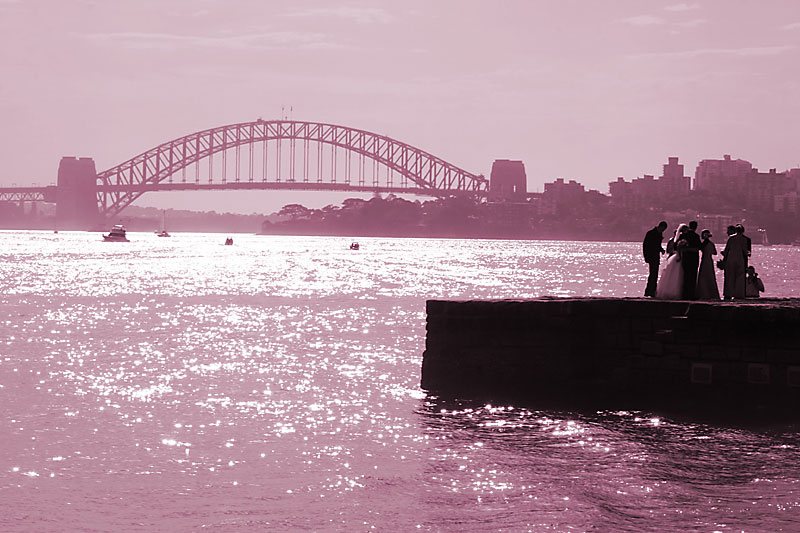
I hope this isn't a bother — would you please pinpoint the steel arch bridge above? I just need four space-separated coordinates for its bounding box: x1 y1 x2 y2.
96 119 488 218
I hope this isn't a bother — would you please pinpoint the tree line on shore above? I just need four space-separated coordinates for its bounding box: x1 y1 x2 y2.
4 193 799 242
261 193 800 243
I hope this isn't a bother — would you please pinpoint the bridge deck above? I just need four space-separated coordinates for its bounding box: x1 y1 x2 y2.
0 181 458 203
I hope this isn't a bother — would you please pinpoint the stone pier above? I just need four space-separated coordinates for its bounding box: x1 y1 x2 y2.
421 298 800 417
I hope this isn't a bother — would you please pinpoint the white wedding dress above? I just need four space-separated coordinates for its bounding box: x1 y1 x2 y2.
656 252 684 299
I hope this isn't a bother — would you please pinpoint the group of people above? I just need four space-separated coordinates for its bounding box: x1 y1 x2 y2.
643 221 764 300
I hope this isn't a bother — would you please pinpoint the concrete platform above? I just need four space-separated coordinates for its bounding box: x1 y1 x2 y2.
421 297 800 418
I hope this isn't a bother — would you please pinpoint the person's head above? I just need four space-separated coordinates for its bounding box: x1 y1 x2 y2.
657 221 667 232
746 266 756 275
701 229 712 240
674 223 688 240
689 221 698 231
727 225 736 235
736 224 745 234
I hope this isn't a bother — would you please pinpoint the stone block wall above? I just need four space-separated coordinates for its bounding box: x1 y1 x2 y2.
56 156 100 229
422 298 800 416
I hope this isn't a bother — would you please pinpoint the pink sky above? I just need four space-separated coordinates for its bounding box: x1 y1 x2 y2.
2 0 799 214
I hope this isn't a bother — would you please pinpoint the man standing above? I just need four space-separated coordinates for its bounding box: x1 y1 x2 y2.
723 225 749 299
681 221 702 300
737 224 752 268
642 221 667 297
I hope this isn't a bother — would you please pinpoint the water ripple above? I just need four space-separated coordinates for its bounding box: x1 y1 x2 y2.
2 231 800 531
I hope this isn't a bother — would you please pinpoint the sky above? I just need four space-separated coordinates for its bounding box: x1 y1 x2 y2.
1 0 800 214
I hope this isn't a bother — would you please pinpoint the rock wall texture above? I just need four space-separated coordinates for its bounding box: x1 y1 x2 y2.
422 298 800 417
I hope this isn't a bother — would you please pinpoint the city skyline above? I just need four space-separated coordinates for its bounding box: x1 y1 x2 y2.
2 1 800 214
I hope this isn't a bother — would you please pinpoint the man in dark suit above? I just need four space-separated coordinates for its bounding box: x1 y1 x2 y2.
681 221 703 299
737 224 752 268
642 221 667 297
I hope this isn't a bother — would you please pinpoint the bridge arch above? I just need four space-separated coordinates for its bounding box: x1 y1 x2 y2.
96 120 487 218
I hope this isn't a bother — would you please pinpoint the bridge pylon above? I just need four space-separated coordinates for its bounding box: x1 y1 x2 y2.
56 156 100 229
488 159 527 202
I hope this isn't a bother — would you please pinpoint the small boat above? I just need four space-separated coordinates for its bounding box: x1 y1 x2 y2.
154 210 170 237
350 242 360 250
757 228 769 245
103 224 129 242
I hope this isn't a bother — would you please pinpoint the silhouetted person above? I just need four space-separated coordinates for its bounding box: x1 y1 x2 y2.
657 224 687 299
723 225 748 299
745 266 765 298
737 224 752 267
696 229 720 300
642 221 667 297
681 221 702 300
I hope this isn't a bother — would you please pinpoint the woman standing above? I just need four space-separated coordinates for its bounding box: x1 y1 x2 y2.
696 229 720 300
657 224 687 299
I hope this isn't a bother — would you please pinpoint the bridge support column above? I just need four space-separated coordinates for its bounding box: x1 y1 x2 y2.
56 157 100 230
488 159 527 202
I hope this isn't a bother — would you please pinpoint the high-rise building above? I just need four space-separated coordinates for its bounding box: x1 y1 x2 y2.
543 178 593 214
745 168 791 211
786 168 800 192
694 155 752 197
661 157 691 195
774 191 799 214
608 157 689 208
544 178 585 202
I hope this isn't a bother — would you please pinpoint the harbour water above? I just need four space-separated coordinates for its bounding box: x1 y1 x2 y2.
3 230 800 531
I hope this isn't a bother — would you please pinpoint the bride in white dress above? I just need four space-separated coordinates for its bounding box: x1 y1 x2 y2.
656 224 687 299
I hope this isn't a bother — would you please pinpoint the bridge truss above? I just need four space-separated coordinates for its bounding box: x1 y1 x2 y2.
0 187 47 202
96 120 487 218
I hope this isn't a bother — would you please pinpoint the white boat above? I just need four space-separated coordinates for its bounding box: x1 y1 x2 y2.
154 210 170 237
103 224 129 242
757 228 769 245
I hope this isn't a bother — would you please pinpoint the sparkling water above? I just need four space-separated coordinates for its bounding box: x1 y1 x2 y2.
3 230 800 531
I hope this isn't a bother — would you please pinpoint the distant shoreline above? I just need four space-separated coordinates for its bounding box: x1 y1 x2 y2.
1 225 789 245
